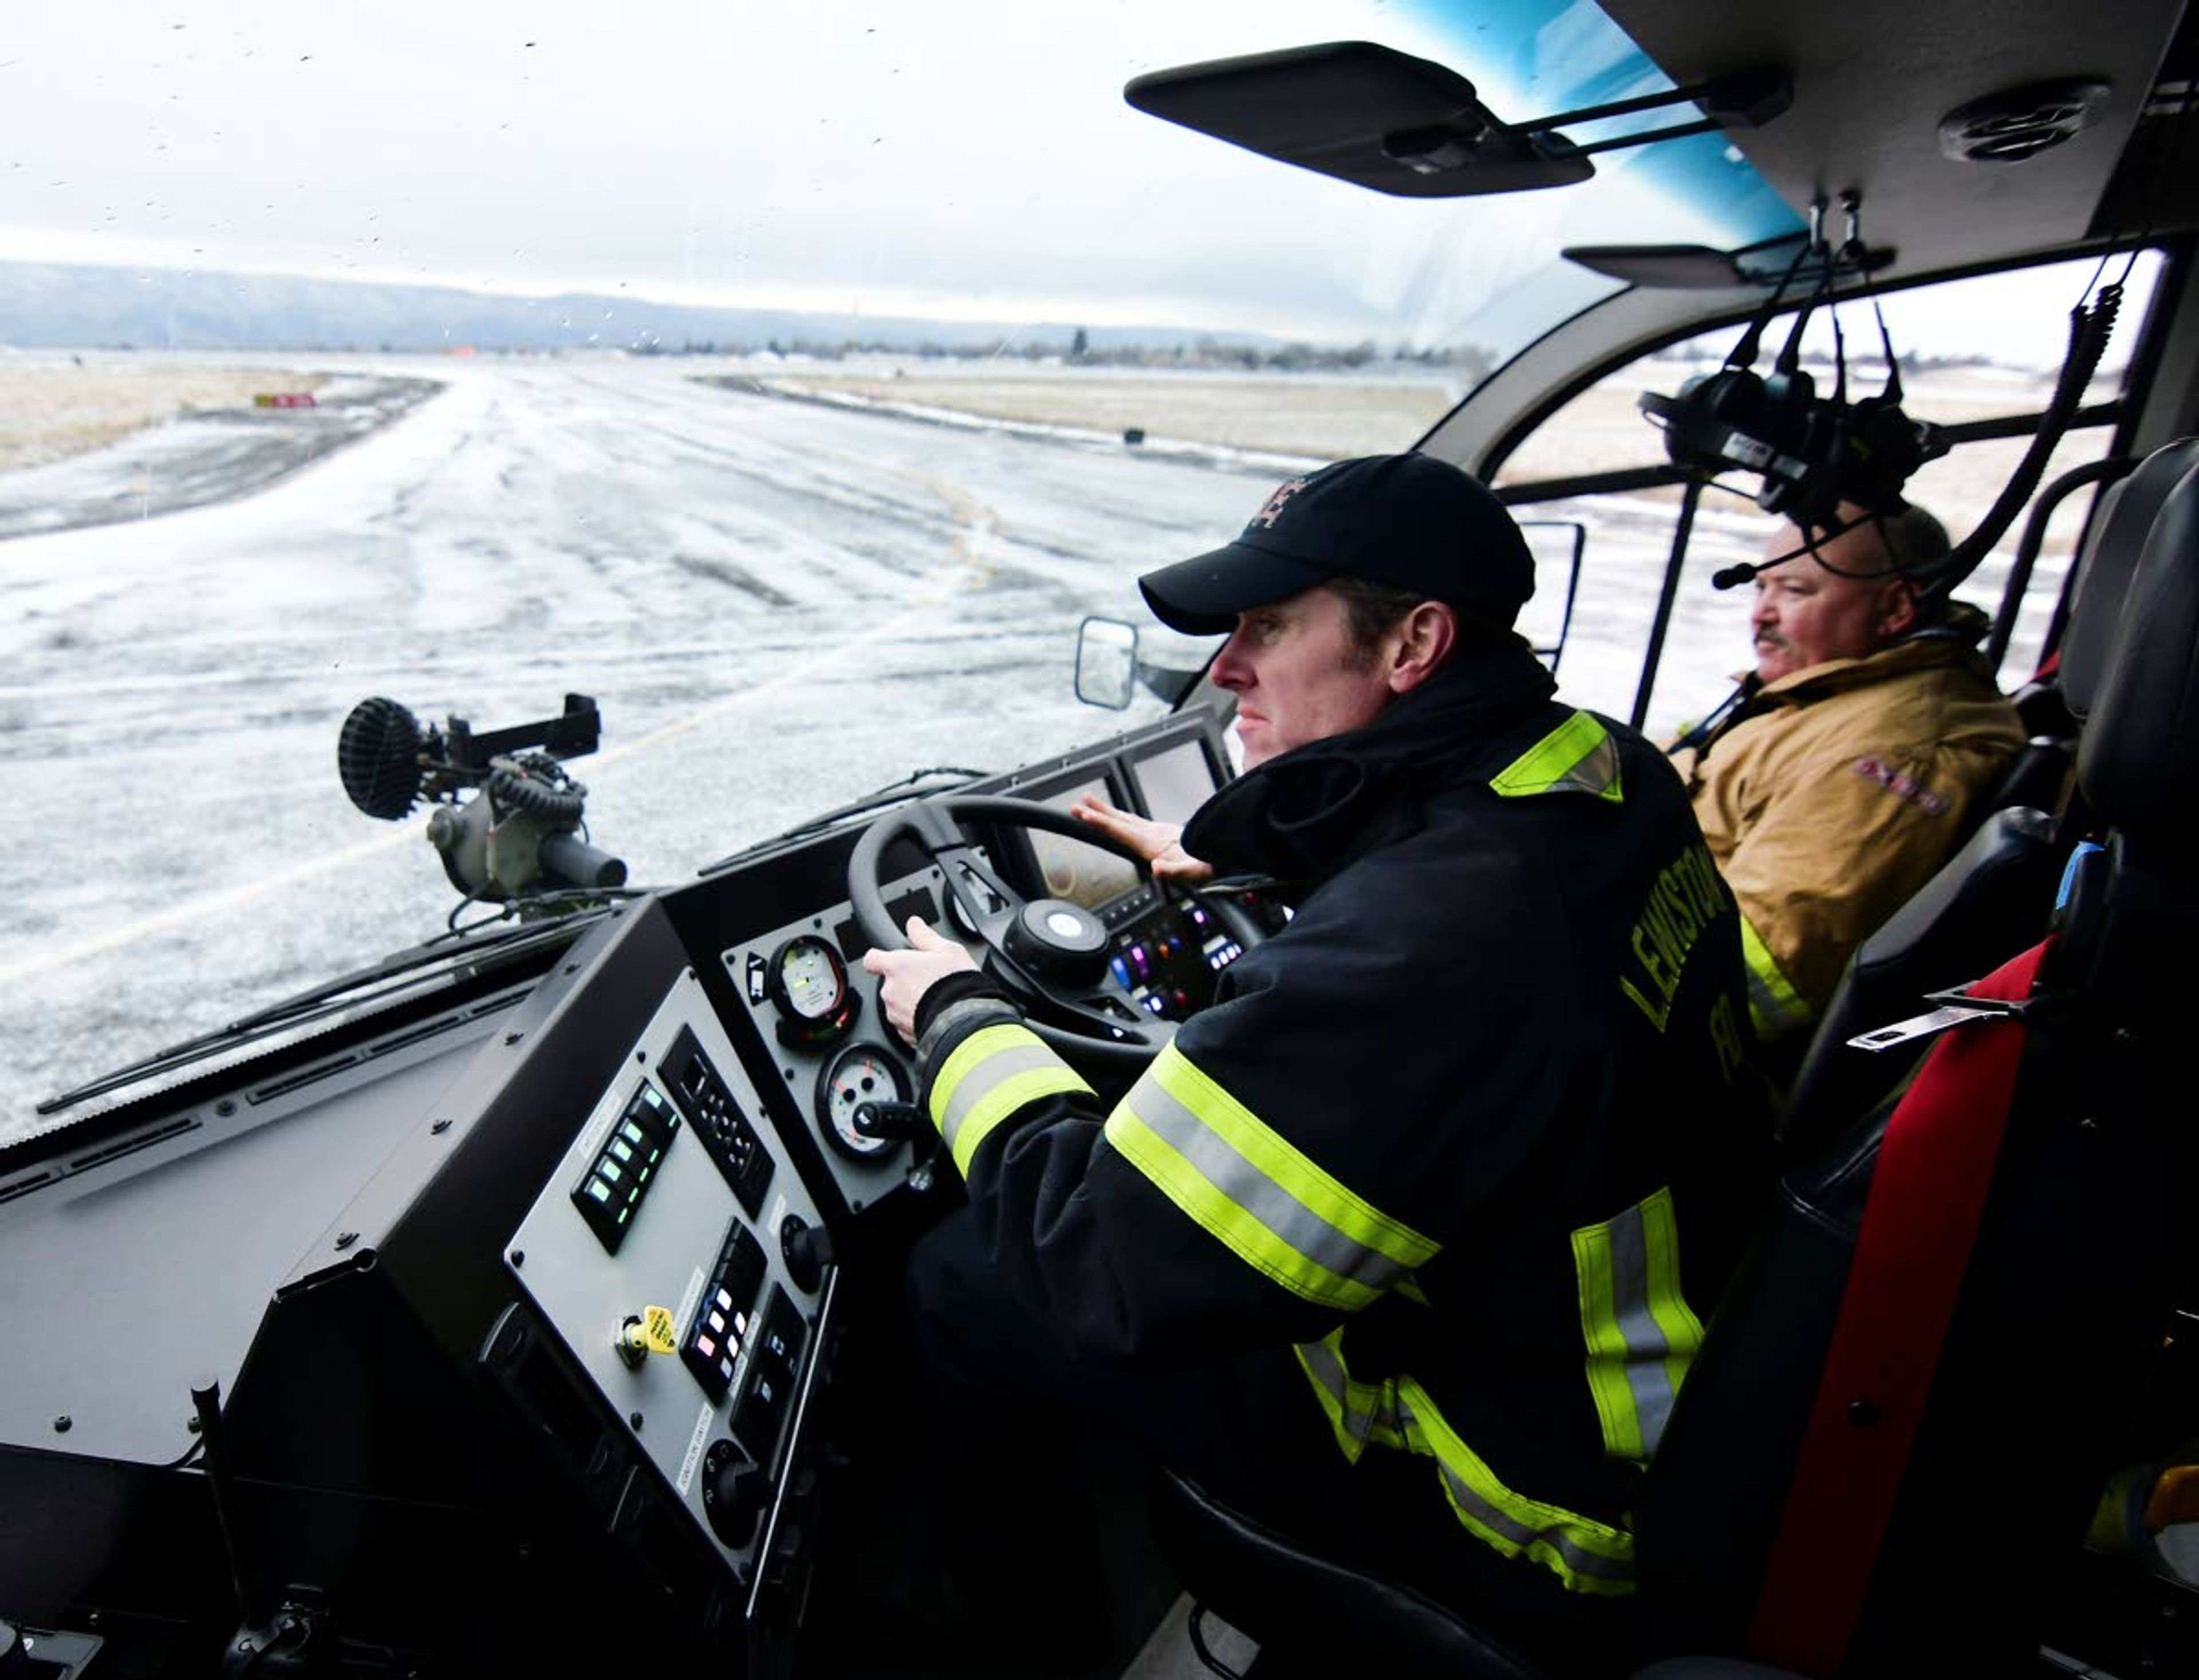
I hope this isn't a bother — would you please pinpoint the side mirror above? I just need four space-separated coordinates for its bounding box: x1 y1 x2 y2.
1075 617 1207 709
1075 617 1140 709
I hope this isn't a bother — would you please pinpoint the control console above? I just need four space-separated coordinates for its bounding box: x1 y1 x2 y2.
504 970 834 1599
723 863 953 1216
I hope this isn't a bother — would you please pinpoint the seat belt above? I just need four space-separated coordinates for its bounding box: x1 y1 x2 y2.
1745 937 2054 1677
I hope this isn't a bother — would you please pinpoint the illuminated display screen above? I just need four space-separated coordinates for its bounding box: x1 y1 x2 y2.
1029 777 1144 911
1131 739 1220 827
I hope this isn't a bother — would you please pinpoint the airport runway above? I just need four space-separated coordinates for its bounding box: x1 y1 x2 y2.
0 356 1765 1131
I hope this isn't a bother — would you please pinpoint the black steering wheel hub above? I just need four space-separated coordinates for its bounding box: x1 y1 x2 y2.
1004 898 1110 983
846 792 1265 1071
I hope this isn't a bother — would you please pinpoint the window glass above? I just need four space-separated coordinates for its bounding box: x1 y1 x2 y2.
1495 253 2162 736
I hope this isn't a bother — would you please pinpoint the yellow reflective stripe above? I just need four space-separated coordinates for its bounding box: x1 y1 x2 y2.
1573 1187 1705 1464
1738 912 1812 1038
1395 1275 1430 1307
928 1023 1092 1176
1294 1342 1637 1593
1488 711 1625 803
1293 1331 1408 1460
1397 1379 1636 1595
1294 1335 1371 1461
1105 1042 1439 1311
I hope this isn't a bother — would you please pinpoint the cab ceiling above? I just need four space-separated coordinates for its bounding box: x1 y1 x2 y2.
1602 0 2190 280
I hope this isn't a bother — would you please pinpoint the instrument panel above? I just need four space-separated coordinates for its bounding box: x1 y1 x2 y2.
722 866 950 1213
504 969 834 1600
0 708 1243 1673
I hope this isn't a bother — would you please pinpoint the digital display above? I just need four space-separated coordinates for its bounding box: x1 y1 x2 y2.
1131 739 1221 827
1028 777 1144 911
1107 898 1245 1020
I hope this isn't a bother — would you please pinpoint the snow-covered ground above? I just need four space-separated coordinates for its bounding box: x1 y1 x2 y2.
0 354 2048 1134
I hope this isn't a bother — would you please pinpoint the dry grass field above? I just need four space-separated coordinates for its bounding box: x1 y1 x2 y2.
0 353 2107 570
0 356 325 472
763 366 1467 461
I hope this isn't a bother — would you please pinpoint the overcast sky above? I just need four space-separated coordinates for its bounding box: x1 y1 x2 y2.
0 2 2142 360
2 1 1798 348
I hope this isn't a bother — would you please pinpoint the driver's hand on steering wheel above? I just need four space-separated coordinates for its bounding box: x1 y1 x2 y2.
1069 794 1214 885
862 917 979 1044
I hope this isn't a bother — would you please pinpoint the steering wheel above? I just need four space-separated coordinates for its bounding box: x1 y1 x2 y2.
848 794 1264 1072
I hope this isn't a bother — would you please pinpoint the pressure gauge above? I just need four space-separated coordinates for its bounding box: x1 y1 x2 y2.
767 933 860 1048
814 1042 911 1161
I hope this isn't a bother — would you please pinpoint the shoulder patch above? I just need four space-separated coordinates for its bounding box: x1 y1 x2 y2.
1850 756 1950 816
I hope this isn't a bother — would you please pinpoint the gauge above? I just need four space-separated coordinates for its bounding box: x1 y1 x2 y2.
767 933 860 1048
814 1042 911 1162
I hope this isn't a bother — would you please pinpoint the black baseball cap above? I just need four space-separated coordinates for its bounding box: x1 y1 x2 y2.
1138 453 1536 636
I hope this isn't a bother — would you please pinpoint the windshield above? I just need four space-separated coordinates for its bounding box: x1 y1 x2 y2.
0 1 1796 1126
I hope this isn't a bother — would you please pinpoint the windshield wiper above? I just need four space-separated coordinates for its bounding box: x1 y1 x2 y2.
35 912 604 1117
700 766 988 874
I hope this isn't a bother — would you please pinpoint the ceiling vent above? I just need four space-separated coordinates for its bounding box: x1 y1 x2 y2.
1939 79 2111 162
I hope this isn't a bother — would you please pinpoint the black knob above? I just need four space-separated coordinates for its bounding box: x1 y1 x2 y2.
780 1215 834 1293
852 1100 924 1142
702 1439 767 1550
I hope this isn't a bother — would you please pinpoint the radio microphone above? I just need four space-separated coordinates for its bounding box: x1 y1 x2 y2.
1711 562 1760 590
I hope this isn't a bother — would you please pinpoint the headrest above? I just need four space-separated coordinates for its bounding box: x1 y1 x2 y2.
2062 437 2199 719
2078 456 2199 835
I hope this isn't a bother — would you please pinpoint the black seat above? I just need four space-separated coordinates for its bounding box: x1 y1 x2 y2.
2055 436 2199 725
1774 804 2060 1157
1148 1466 1549 1680
1638 446 2199 1676
1146 443 2199 1680
1966 439 2199 835
1771 436 2199 1156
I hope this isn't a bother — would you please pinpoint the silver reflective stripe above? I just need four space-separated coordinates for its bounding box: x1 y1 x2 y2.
1123 1062 1420 1298
1551 730 1623 799
1606 1201 1677 1455
1295 1344 1636 1591
936 1037 1065 1161
1398 1397 1636 1588
1489 711 1625 802
1296 1335 1382 1449
1292 1336 1363 1442
1425 1459 1635 1583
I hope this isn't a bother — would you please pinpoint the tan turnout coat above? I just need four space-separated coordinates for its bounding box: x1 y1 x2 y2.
1673 627 2026 1043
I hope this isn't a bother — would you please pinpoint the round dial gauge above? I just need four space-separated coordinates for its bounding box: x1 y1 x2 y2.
768 933 859 1047
814 1042 910 1161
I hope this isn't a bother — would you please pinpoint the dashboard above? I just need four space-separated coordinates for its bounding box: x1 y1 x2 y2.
718 713 1244 1228
0 705 1243 1677
497 708 1250 1652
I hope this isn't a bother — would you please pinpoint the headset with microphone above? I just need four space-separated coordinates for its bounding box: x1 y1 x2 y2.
1640 208 1948 590
1640 193 2125 604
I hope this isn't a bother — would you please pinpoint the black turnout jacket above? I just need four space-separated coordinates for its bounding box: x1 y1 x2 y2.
912 641 1768 1593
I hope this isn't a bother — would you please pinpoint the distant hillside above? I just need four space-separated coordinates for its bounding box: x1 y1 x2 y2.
0 261 1291 358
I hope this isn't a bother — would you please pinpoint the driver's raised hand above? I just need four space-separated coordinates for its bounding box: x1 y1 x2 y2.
862 916 978 1044
1070 794 1214 885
